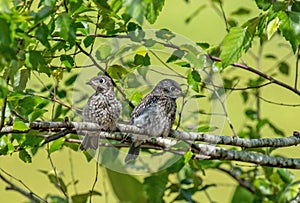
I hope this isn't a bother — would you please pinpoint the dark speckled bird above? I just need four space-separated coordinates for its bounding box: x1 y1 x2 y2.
80 75 122 150
124 79 184 163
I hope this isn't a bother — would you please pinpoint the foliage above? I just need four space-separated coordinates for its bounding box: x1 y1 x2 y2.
0 0 299 203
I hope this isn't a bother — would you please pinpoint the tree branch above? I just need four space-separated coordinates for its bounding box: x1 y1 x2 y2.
209 55 300 96
0 169 47 202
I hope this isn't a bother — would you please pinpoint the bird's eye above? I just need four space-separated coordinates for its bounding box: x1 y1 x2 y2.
99 78 106 83
170 86 176 92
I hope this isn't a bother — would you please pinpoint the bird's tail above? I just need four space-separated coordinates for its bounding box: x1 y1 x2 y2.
80 134 99 150
124 142 141 163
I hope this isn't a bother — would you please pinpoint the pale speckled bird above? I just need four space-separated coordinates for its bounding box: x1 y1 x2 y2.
80 75 122 150
125 79 184 163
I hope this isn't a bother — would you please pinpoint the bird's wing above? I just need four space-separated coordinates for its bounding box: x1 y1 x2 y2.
131 94 159 124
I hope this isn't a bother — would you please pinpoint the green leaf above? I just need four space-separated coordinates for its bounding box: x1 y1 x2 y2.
134 53 150 66
35 23 51 48
13 120 30 131
60 55 74 69
35 6 53 22
255 0 272 11
144 174 168 203
196 42 210 50
123 0 146 24
65 74 78 86
145 0 165 24
155 28 175 41
107 65 129 79
71 191 102 203
127 22 145 42
0 17 11 45
245 109 257 120
48 173 68 194
49 137 64 153
14 69 30 91
29 108 48 122
166 50 185 63
268 122 285 137
187 70 201 92
278 11 300 53
231 7 251 16
197 126 218 132
28 51 50 76
0 77 8 106
183 151 193 164
19 149 32 163
278 61 289 75
106 168 147 202
231 186 254 203
277 168 294 183
266 17 280 39
95 44 112 60
0 135 15 155
220 27 252 68
241 91 248 103
83 36 95 48
55 13 76 42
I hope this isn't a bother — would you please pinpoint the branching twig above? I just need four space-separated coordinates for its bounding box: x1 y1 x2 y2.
0 168 47 202
46 144 70 202
257 95 300 107
76 42 135 109
209 55 300 96
216 166 255 193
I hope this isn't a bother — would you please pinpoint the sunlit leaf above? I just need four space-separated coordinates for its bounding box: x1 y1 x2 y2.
231 186 254 203
220 27 253 68
145 0 165 24
13 120 30 131
267 17 280 39
71 191 102 203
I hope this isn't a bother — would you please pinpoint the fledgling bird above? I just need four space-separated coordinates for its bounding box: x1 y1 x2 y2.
125 79 184 163
80 75 122 150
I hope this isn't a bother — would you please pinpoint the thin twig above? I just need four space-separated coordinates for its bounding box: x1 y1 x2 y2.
76 42 135 109
0 168 47 202
89 150 100 203
295 45 300 89
257 95 300 107
209 55 300 96
46 144 70 202
217 0 229 32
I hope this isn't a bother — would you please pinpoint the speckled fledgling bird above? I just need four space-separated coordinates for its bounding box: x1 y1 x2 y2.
80 75 122 150
124 79 184 163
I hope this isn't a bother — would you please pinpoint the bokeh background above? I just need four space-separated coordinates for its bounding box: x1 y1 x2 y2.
1 0 299 202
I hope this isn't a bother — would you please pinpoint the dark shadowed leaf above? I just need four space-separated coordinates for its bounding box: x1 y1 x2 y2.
231 7 251 16
144 174 168 203
71 191 101 203
35 23 51 48
166 50 185 63
19 149 32 163
106 168 147 202
155 28 175 41
278 62 289 75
